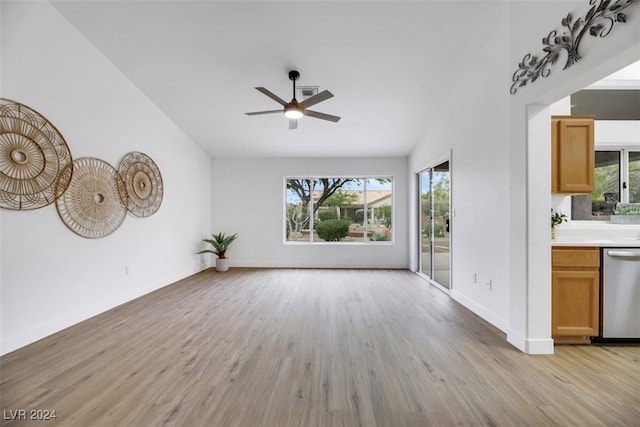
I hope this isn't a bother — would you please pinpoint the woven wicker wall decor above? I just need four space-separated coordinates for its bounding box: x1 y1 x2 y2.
56 157 127 239
118 152 163 217
0 98 73 210
1 98 165 238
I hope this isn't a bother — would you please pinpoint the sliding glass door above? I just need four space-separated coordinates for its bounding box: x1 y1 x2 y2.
419 170 432 279
418 160 450 290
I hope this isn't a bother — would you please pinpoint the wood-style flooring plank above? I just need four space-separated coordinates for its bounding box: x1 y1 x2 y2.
1 268 638 426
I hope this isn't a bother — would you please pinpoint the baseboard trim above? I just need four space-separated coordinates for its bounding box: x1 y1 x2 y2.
524 338 555 354
450 289 508 333
231 261 410 269
507 330 554 354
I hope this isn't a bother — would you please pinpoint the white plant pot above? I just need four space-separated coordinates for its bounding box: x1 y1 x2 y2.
215 258 230 272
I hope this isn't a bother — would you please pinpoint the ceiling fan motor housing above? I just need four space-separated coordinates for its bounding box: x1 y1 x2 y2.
284 99 303 119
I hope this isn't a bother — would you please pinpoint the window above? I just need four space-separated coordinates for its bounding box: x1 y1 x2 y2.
572 148 640 220
285 177 393 243
630 150 640 203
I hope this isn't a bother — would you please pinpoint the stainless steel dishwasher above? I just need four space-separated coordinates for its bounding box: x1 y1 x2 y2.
602 248 640 340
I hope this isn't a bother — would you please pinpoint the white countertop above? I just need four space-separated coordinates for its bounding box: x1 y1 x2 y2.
552 237 640 247
551 222 640 247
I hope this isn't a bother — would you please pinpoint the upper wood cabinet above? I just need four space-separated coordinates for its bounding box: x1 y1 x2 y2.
551 115 595 194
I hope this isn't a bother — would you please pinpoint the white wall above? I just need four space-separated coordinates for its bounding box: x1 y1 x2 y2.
0 1 211 355
507 1 640 353
209 157 408 269
408 2 511 332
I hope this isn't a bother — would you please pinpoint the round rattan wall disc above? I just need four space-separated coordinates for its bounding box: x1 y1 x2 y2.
118 152 163 217
0 98 73 210
56 157 127 239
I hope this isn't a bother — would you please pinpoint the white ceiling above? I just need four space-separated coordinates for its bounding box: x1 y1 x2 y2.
50 0 498 158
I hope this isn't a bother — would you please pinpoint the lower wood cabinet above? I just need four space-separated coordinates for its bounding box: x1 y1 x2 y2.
551 247 600 342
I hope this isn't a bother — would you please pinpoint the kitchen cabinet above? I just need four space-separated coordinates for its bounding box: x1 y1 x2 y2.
551 115 595 194
551 246 600 342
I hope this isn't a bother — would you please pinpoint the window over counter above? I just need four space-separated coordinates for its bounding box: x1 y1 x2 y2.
285 177 393 244
572 148 640 220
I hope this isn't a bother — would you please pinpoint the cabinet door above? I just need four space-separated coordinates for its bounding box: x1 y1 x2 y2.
552 117 595 194
552 270 600 337
551 118 560 192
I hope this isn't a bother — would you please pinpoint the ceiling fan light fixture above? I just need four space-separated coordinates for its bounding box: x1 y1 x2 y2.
284 105 303 119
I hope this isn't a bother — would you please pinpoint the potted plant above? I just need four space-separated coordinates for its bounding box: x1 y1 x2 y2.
551 209 567 239
197 232 238 272
610 203 640 224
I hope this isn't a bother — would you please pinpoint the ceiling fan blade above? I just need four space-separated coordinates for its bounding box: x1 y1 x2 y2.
255 87 288 106
289 119 298 130
245 109 283 116
304 110 341 123
299 90 334 109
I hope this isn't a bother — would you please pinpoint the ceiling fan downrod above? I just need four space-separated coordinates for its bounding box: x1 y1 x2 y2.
289 70 300 101
285 70 303 119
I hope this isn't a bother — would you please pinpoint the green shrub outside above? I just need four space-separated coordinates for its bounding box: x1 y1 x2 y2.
318 209 339 221
371 233 388 241
316 219 351 241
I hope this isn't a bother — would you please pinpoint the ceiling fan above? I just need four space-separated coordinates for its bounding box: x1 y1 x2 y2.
245 70 340 130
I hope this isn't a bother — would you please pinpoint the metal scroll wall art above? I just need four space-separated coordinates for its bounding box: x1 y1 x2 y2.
0 98 164 239
510 0 637 94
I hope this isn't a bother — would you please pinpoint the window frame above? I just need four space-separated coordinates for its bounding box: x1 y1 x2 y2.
577 145 640 220
283 176 395 245
596 146 638 203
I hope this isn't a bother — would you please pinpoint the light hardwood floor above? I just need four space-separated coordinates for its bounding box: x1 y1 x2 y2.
1 268 638 426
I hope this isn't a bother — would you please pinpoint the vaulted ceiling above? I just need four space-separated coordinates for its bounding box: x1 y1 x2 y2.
50 1 501 158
